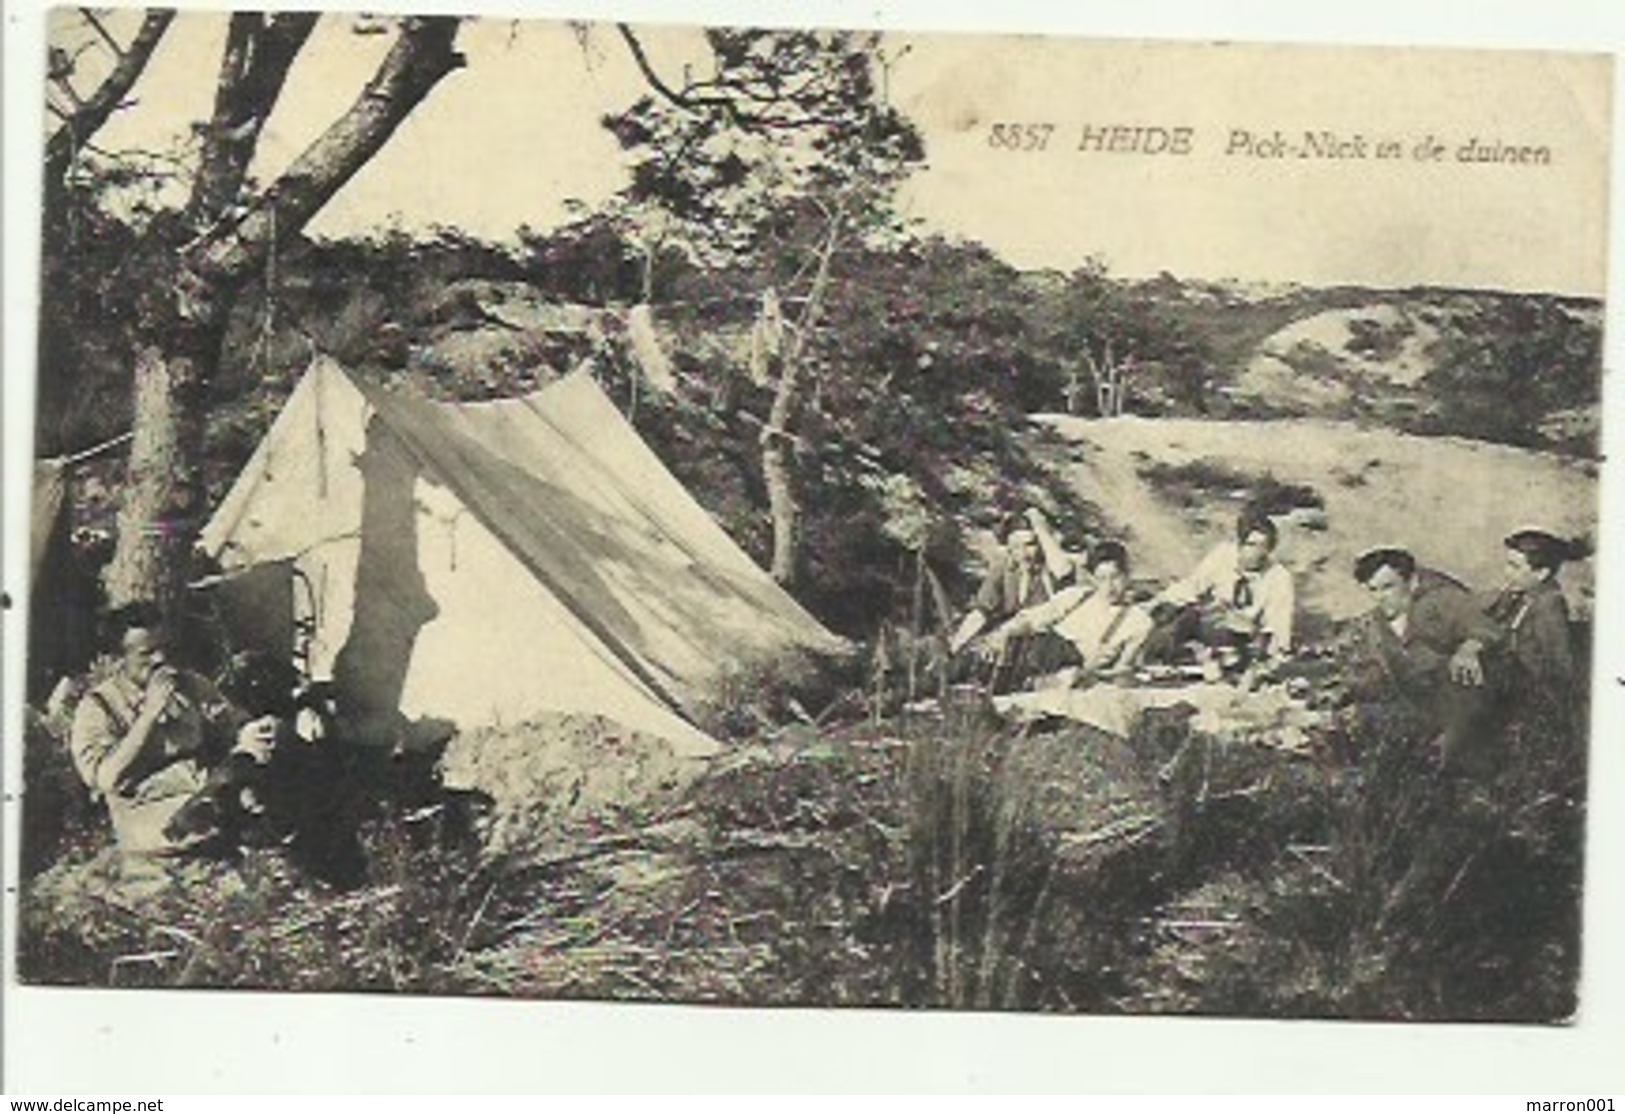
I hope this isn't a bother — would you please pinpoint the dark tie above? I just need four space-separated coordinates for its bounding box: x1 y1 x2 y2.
1486 589 1526 624
1232 576 1253 609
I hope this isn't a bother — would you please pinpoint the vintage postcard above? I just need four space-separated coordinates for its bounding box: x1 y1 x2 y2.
4 0 1622 1094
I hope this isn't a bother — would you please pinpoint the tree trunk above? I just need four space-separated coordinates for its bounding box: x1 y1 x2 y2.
186 13 319 222
102 328 216 611
762 416 800 587
99 17 465 615
761 209 844 588
191 18 465 286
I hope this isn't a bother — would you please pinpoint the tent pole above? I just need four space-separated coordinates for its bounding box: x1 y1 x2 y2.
56 429 134 468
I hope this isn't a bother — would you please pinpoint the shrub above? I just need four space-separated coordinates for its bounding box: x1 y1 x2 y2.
1138 458 1324 517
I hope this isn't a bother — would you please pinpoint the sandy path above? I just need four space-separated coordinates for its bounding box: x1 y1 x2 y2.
1049 436 1206 582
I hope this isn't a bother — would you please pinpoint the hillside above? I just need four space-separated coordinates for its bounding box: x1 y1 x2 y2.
1036 414 1599 632
1046 275 1604 455
26 240 1597 1024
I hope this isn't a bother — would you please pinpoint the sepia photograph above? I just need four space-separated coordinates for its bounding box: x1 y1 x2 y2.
3 0 1622 1093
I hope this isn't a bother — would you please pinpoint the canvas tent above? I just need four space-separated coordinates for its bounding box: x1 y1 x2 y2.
27 461 71 699
199 356 848 757
31 460 67 585
26 458 103 700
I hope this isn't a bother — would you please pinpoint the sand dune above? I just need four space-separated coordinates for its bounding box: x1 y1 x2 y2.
1038 414 1598 624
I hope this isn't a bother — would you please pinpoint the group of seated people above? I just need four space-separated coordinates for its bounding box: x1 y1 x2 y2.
949 507 1298 687
63 507 1586 860
1341 535 1586 777
948 505 1587 767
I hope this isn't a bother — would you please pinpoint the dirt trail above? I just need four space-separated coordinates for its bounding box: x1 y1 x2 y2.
1050 433 1206 582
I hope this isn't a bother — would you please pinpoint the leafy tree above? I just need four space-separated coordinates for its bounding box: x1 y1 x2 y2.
42 11 465 611
1030 262 1216 417
604 26 925 586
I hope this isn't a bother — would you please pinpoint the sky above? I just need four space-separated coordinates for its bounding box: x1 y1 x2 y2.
43 10 1615 297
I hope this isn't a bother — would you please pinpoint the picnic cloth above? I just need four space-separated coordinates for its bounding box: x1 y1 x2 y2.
993 680 1321 749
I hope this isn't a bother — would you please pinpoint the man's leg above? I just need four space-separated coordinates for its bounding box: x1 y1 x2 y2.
1140 604 1204 665
160 752 267 845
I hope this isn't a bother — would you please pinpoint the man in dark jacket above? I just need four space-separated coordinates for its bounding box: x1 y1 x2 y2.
1344 547 1500 773
949 514 1059 655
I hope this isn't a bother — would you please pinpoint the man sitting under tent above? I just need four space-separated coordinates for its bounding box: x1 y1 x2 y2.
981 539 1153 691
69 603 280 856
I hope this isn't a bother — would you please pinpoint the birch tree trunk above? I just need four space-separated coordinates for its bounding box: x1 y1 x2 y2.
761 208 845 588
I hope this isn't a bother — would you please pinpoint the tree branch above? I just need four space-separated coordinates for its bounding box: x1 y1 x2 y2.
617 24 872 138
189 16 464 287
617 24 734 114
186 11 319 221
44 10 175 186
51 74 86 109
81 10 126 58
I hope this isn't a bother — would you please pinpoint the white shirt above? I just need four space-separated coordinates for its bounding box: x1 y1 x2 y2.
1012 585 1153 670
1159 540 1296 654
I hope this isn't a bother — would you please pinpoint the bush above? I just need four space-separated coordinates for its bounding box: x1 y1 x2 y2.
1138 458 1324 517
1120 692 1584 1021
19 713 108 880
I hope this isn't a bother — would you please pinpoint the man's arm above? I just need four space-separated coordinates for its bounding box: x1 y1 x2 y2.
1441 589 1506 687
1259 566 1296 658
1095 605 1154 675
953 552 1014 653
1025 508 1081 586
1158 543 1225 607
949 609 990 654
970 553 1011 617
993 585 1090 642
70 684 168 798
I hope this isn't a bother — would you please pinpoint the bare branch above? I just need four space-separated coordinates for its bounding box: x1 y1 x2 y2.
617 24 876 136
617 24 731 114
50 74 86 109
81 10 125 58
85 141 193 176
190 17 464 285
45 10 175 186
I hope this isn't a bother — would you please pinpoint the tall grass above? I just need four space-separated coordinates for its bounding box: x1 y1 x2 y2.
890 692 1168 1011
1124 698 1585 1021
18 657 1582 1019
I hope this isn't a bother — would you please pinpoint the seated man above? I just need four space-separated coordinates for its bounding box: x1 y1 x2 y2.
70 602 279 856
1342 547 1497 772
1485 528 1586 732
1143 509 1296 673
948 512 1064 655
983 539 1153 689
